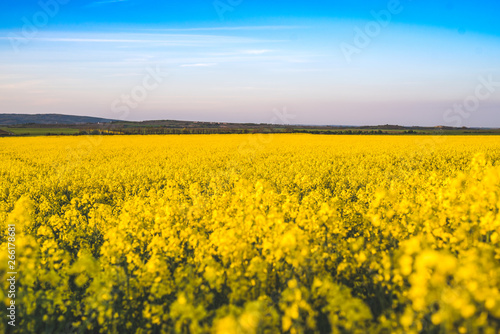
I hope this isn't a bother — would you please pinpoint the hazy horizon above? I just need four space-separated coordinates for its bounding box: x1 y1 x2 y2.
1 0 500 127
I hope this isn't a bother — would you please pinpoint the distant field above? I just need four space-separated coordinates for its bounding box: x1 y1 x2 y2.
0 127 80 135
1 124 500 136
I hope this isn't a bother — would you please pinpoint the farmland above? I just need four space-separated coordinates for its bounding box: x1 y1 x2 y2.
1 114 500 137
1 135 500 333
0 128 80 136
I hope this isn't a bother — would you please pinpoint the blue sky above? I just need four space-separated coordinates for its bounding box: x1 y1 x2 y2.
1 0 499 126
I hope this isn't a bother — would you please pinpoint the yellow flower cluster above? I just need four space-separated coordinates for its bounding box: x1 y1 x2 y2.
1 134 500 333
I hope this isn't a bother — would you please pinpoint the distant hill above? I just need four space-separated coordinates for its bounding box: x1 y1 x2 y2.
1 113 498 137
0 114 116 125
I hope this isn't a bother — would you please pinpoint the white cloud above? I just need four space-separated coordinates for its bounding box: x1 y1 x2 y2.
180 63 217 68
140 26 304 32
241 49 273 55
0 34 283 46
0 80 44 89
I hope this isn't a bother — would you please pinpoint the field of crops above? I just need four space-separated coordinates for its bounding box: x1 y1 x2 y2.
1 134 500 333
0 128 81 136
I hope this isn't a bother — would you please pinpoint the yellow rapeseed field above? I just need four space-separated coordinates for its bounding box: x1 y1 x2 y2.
1 134 500 333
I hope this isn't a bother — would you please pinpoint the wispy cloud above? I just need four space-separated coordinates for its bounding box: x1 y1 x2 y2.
103 72 144 78
180 63 217 68
0 34 283 46
241 49 273 55
10 38 150 43
140 26 305 32
0 80 44 89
